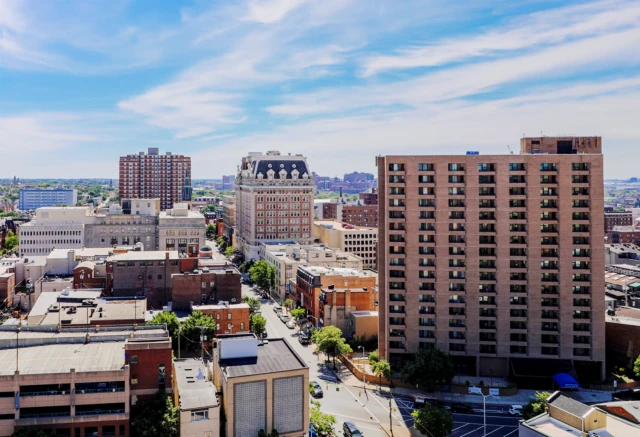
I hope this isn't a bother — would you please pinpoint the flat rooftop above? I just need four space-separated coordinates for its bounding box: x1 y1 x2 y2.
314 220 377 232
604 272 640 287
39 298 147 326
192 303 249 311
523 416 612 437
219 338 307 378
300 265 377 278
351 311 378 317
109 250 179 261
173 358 218 411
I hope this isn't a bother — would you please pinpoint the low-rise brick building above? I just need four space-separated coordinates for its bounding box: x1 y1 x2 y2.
293 266 377 328
171 267 242 311
605 211 633 232
191 303 250 335
319 286 378 336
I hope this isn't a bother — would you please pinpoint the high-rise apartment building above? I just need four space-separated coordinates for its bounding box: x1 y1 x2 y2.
235 151 315 260
377 136 605 380
119 148 191 211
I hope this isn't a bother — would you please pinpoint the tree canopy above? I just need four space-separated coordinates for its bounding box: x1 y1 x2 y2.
225 246 235 256
313 326 353 368
401 349 455 390
634 354 640 378
368 349 379 364
147 311 180 348
412 405 454 437
242 296 262 314
251 313 267 338
523 391 551 419
2 230 18 254
182 311 216 350
310 400 336 437
371 359 392 387
205 223 217 239
130 391 179 437
249 260 276 291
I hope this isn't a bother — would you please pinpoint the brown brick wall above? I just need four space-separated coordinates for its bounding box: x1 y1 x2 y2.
198 306 250 335
605 321 640 368
171 271 242 310
126 344 173 393
605 212 633 232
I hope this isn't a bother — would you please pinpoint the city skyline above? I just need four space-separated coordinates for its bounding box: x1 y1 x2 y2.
2 0 640 179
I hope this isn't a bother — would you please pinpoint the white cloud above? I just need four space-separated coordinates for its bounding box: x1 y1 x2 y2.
269 27 640 116
362 0 640 75
244 0 309 23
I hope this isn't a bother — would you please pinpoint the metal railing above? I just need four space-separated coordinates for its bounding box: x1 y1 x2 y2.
76 409 125 416
20 411 70 419
20 390 69 397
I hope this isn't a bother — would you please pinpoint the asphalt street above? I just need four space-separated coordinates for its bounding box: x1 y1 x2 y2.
241 283 521 437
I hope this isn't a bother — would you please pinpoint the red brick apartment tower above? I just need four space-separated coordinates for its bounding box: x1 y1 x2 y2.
377 137 605 380
119 148 191 210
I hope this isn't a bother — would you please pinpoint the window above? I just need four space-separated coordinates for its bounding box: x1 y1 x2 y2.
192 410 209 421
228 313 232 320
130 355 138 364
158 363 166 389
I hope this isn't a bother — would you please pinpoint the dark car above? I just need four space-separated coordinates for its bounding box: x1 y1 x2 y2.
343 422 363 437
310 381 323 398
450 403 474 414
298 334 310 345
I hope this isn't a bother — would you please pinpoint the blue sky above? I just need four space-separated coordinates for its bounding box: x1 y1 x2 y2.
1 0 640 179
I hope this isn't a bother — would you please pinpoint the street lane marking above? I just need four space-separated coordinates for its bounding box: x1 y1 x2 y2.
327 413 379 424
503 429 519 437
458 427 483 437
484 426 504 436
452 423 469 432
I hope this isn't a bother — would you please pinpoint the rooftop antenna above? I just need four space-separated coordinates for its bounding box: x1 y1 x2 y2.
507 145 513 155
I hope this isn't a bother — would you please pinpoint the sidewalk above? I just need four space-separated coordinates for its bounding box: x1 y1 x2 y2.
336 359 613 407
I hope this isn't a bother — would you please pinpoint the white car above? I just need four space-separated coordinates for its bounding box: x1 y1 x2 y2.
286 320 296 329
509 405 524 417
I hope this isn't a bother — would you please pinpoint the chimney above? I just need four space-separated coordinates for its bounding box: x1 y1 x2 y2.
345 289 351 312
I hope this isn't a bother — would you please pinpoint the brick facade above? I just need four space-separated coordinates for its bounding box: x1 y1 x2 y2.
605 211 633 232
171 269 242 310
195 304 251 335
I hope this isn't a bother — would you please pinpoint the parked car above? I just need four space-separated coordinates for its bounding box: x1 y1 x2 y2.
273 304 282 313
280 314 290 323
286 320 295 329
298 334 310 345
450 403 474 414
509 405 524 417
310 381 323 397
343 421 363 437
414 396 444 409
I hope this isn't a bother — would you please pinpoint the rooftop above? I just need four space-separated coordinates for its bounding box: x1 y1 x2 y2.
173 358 218 411
110 250 179 261
549 393 592 417
350 311 378 317
192 303 249 311
604 271 640 287
218 337 307 378
300 265 377 278
0 342 125 376
606 244 640 255
597 401 640 424
314 220 377 232
523 416 611 437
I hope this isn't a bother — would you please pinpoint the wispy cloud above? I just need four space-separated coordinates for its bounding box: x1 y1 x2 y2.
244 0 309 23
362 0 640 76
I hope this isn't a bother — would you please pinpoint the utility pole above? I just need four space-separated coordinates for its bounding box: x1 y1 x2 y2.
178 325 182 359
195 326 210 362
389 392 394 437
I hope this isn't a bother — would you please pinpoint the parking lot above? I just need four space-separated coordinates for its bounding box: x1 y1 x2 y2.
450 414 520 437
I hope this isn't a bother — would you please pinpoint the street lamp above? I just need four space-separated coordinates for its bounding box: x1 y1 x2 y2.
469 386 492 436
358 346 365 388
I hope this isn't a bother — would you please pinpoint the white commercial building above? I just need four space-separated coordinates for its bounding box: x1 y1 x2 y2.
158 203 205 255
18 207 92 255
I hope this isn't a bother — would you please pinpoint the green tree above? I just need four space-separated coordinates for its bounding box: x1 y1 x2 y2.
401 349 455 390
412 405 453 437
147 311 180 348
3 230 18 254
313 326 353 369
249 260 276 292
310 400 336 437
291 307 306 320
181 311 216 351
283 298 292 312
130 391 179 437
368 349 379 364
11 428 58 437
239 260 255 274
523 391 551 419
251 313 267 338
225 246 235 256
242 296 262 314
205 223 217 239
371 359 392 389
634 354 640 378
